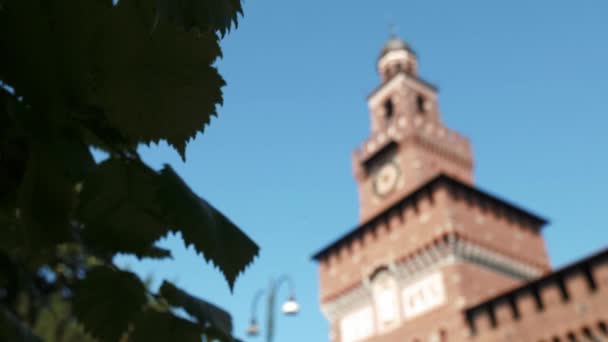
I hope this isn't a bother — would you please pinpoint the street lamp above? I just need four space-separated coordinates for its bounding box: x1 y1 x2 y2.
247 275 299 342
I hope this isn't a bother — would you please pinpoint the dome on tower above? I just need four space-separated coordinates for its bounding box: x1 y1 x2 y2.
379 36 416 60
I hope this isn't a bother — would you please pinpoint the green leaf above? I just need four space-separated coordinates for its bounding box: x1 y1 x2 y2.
91 0 225 159
0 209 21 255
0 306 41 342
78 160 258 284
72 266 146 341
77 159 167 258
0 89 26 213
159 281 233 340
157 166 259 289
17 132 94 255
16 145 72 249
0 0 113 123
33 292 97 342
155 0 243 37
0 0 226 159
130 308 202 342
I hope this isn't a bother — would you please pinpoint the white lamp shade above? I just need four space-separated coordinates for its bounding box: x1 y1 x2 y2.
282 298 300 315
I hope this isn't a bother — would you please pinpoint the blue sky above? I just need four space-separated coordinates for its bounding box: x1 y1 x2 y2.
116 1 608 341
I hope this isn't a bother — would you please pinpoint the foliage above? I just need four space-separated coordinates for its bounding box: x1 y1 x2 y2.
0 0 258 341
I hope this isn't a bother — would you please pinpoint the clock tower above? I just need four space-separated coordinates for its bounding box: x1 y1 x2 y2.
354 36 474 223
312 36 553 342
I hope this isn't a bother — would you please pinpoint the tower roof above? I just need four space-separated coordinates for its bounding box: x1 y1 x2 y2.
311 174 548 262
379 35 416 60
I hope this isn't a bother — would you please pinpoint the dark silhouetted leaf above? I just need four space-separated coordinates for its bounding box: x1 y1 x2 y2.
72 266 146 341
0 0 255 339
159 281 233 340
0 306 41 342
155 0 243 37
92 0 225 159
77 159 166 258
130 308 201 342
17 132 94 256
158 166 259 289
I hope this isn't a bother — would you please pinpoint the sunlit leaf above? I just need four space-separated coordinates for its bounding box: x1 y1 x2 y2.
33 292 97 342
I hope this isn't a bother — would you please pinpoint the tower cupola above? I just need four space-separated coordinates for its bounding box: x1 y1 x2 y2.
377 36 418 82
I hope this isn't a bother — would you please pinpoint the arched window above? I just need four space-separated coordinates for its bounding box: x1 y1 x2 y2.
370 268 399 331
440 329 447 342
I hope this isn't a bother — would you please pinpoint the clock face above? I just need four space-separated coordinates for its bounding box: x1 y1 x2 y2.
373 161 400 197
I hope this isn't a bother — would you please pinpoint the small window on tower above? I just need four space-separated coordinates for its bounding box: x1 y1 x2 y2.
384 99 394 122
406 63 413 75
416 95 427 114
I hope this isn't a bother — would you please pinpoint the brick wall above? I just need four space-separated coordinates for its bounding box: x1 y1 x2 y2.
467 253 608 342
317 181 547 304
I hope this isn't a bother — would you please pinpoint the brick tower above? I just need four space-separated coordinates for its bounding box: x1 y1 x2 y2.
311 36 554 342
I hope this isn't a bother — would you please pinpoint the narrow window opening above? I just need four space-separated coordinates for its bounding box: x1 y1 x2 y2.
384 99 394 122
567 332 577 342
552 337 561 342
416 95 427 114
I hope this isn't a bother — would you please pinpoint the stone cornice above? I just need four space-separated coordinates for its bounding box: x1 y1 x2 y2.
320 233 545 321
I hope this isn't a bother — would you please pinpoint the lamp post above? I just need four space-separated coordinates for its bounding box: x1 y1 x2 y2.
246 275 299 342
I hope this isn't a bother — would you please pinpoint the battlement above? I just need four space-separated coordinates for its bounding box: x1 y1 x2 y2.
354 114 473 167
313 174 549 304
465 248 608 341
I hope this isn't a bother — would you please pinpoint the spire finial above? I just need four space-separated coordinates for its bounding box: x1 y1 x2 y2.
389 23 398 38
